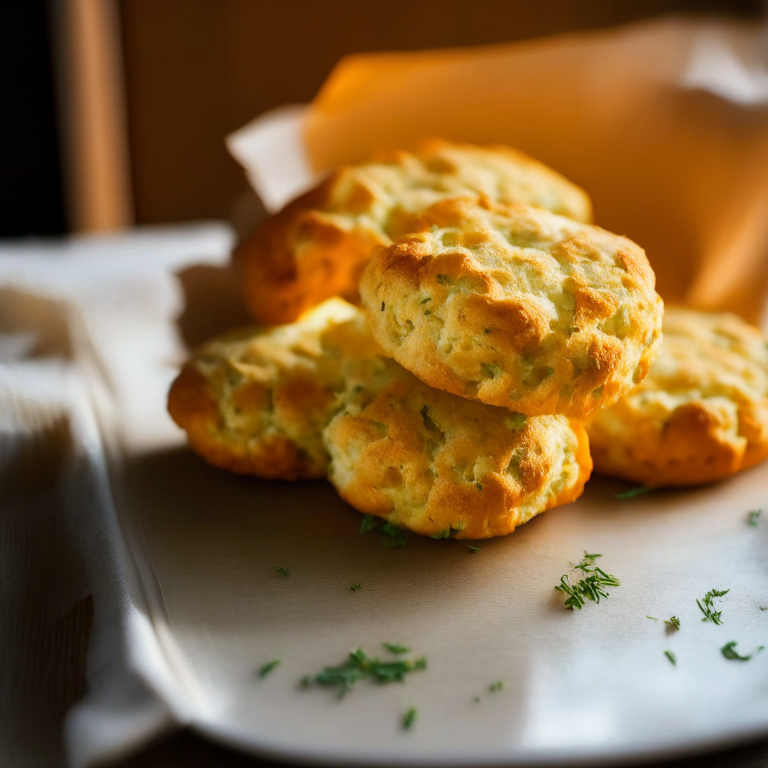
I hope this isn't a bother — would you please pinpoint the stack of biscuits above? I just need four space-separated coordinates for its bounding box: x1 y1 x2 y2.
168 140 768 540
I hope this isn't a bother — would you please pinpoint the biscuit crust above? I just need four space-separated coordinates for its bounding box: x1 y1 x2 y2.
167 299 378 480
586 307 768 487
324 359 592 539
360 198 663 418
235 139 592 324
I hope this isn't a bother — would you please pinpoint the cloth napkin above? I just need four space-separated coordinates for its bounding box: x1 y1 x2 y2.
0 223 234 767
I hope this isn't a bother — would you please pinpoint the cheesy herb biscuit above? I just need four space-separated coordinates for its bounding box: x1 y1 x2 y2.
324 358 592 540
235 139 592 324
167 299 378 480
360 197 663 418
586 307 768 487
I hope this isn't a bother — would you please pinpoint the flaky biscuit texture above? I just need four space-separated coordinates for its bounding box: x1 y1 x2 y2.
235 139 592 324
167 299 379 480
586 307 768 487
324 358 592 539
360 198 663 418
168 298 592 537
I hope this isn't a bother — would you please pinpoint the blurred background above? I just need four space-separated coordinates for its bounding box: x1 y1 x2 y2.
0 0 762 241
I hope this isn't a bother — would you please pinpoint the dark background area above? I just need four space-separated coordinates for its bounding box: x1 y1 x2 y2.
0 0 762 238
0 0 66 237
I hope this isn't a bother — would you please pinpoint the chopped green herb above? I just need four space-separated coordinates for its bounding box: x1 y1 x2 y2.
379 522 407 548
697 588 730 625
748 509 762 526
721 641 763 661
424 309 431 315
359 514 407 547
509 412 527 431
665 616 681 631
430 529 450 539
615 486 651 499
421 297 431 304
664 650 676 666
402 707 417 730
484 328 490 334
436 274 448 284
350 584 362 591
359 514 380 535
761 607 768 611
473 696 481 703
591 385 604 399
383 643 410 655
554 552 620 610
381 302 385 311
275 566 289 576
646 615 659 622
301 647 426 698
489 680 504 692
476 483 483 490
480 362 502 379
467 544 481 553
258 659 281 678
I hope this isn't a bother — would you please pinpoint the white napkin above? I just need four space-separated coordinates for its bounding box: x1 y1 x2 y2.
0 223 234 767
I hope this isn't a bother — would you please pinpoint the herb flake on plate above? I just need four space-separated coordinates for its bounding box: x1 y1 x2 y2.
301 647 426 698
359 514 407 548
258 659 281 678
665 616 681 631
383 643 410 654
615 486 651 499
697 589 729 625
721 641 764 661
555 552 620 610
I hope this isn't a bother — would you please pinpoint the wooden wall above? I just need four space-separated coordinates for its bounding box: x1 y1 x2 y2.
119 0 760 226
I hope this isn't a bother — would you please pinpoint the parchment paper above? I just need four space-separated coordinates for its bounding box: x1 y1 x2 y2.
231 17 768 327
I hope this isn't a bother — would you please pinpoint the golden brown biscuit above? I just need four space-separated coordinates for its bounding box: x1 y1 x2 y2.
167 299 379 479
586 307 768 487
235 139 592 324
360 197 663 418
324 357 592 539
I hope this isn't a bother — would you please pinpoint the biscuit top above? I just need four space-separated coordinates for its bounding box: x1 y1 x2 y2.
360 197 663 418
323 139 593 239
235 139 592 324
586 307 768 486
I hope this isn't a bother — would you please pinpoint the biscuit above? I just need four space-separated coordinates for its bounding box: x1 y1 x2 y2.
360 197 663 418
586 307 768 487
235 139 592 324
324 357 592 539
167 298 379 479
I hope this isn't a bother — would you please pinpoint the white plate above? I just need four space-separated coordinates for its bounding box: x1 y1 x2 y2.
110 420 768 766
61 244 768 766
